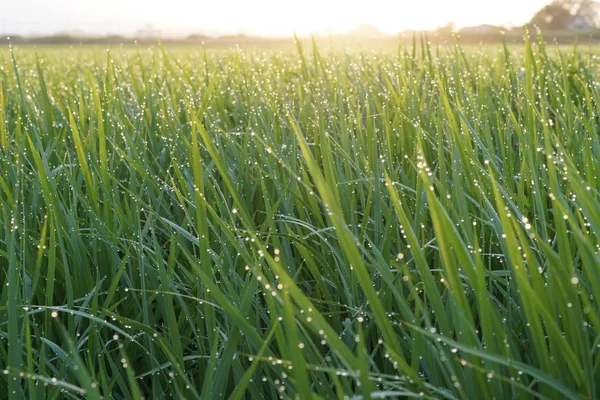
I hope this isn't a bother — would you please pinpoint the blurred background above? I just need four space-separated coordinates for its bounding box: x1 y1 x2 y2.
1 0 599 45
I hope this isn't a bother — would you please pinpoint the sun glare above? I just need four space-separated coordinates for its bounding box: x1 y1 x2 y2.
2 0 550 36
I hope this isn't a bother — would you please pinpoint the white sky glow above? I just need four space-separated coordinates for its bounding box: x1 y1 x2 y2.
1 0 551 37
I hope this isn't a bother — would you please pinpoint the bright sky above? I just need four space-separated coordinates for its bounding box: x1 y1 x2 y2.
2 0 551 37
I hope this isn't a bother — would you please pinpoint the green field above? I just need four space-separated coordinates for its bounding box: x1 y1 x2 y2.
0 37 599 399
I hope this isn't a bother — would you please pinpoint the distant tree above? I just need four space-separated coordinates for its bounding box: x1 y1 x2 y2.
436 22 457 35
531 0 599 30
531 2 574 29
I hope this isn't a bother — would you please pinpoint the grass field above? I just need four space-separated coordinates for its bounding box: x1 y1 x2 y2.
0 36 599 399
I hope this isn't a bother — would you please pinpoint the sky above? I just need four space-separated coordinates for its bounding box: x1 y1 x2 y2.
1 0 551 37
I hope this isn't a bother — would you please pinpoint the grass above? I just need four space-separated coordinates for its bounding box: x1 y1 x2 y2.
0 35 599 399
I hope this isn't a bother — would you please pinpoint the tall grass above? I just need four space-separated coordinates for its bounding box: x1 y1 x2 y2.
0 36 599 399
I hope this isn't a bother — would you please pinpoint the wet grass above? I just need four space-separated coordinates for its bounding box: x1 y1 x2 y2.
0 36 599 399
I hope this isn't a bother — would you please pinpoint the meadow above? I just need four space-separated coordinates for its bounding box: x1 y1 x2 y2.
0 36 599 399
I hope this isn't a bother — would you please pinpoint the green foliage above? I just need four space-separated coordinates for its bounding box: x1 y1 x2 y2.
0 38 599 399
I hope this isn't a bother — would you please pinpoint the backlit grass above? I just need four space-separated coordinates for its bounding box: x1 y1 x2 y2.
0 36 599 399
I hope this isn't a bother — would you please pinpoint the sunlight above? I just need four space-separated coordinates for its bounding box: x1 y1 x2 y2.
2 0 550 36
